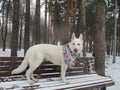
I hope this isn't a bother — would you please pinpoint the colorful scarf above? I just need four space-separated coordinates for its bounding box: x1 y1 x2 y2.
62 44 79 68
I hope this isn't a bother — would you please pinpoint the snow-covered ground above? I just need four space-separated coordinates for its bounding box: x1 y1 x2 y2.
105 56 120 90
0 49 120 90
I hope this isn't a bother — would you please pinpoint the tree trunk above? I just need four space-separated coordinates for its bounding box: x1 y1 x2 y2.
62 0 71 44
71 0 77 35
44 0 47 43
106 40 110 55
76 0 86 56
118 2 120 56
24 0 30 53
80 0 86 56
34 0 41 44
48 0 55 44
53 0 59 44
11 0 19 56
94 0 106 76
18 8 24 50
2 0 11 51
94 1 106 90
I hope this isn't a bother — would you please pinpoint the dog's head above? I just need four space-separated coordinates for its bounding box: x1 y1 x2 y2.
69 33 83 55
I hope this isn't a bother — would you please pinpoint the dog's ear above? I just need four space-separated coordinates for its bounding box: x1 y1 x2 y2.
79 34 83 40
71 33 76 40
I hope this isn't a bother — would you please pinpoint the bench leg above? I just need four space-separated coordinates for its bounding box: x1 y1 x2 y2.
101 87 106 90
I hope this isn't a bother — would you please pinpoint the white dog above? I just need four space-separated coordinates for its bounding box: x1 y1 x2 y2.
11 33 83 84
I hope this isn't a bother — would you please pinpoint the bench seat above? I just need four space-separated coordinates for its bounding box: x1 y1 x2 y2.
0 74 114 90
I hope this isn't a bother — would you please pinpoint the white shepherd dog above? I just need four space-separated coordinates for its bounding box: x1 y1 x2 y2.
12 33 83 84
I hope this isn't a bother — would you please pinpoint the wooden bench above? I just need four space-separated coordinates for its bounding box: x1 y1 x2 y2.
0 57 114 90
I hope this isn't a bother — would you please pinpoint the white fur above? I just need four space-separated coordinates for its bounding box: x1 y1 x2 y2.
11 33 83 85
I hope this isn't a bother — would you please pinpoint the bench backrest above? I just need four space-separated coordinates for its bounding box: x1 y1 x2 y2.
0 57 95 77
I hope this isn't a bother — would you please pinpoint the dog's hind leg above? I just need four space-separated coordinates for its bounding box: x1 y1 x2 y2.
26 67 35 84
26 55 44 84
26 62 42 84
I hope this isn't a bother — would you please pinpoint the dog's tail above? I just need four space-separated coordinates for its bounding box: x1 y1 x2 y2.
11 58 28 75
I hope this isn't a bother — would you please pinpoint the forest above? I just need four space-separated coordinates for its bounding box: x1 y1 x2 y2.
0 0 119 58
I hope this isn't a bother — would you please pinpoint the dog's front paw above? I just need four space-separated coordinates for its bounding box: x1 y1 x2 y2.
28 80 35 85
33 78 39 83
65 81 70 84
63 80 70 84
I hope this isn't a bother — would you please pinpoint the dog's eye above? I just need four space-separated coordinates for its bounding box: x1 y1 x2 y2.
72 43 75 45
78 43 80 45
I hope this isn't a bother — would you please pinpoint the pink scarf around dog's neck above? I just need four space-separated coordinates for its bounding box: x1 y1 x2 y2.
62 44 79 68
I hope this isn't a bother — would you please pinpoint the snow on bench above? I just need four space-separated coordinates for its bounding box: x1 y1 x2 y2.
0 57 114 90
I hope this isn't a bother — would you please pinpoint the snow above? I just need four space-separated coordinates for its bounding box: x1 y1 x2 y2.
0 49 120 90
105 56 120 90
0 49 24 57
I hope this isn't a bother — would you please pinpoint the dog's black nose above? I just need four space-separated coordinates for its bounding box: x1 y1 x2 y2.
74 48 78 53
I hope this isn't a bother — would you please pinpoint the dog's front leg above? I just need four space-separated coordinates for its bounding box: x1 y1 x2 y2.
61 63 69 84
